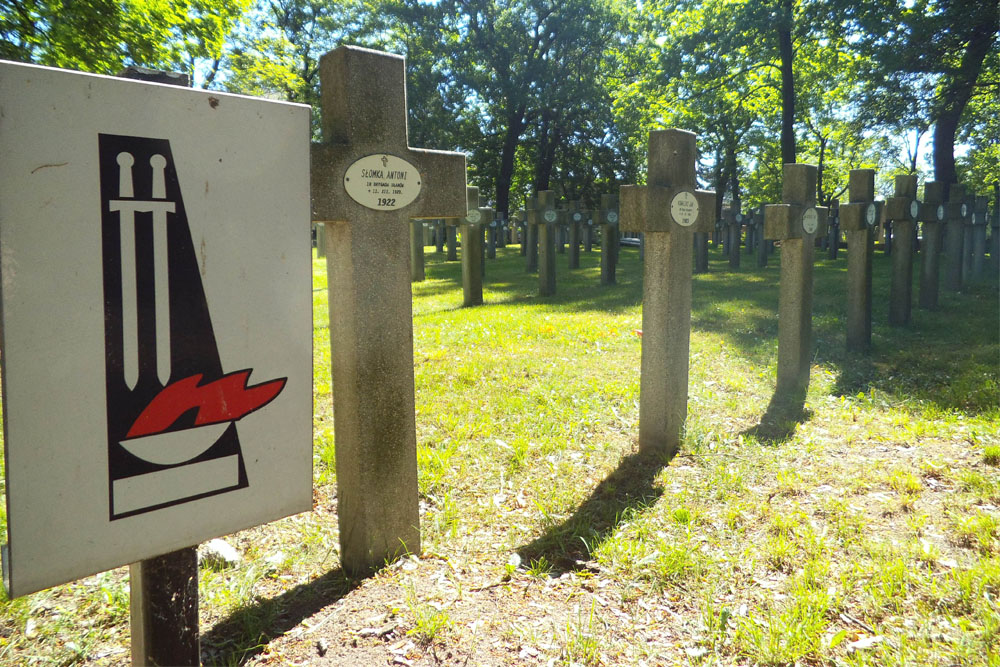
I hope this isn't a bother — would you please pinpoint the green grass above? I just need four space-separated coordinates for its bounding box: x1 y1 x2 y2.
0 239 998 665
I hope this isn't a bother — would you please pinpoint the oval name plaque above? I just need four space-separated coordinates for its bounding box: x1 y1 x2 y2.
909 200 919 219
606 211 619 224
466 208 482 223
543 210 557 223
936 204 945 221
960 203 968 218
572 212 583 222
670 191 699 227
865 202 877 227
802 207 819 235
344 154 421 211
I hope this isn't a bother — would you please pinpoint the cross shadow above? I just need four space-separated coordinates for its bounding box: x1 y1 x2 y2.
200 566 361 666
516 451 667 574
741 386 812 445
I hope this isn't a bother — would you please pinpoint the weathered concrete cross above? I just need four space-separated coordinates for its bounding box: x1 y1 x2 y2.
764 163 828 400
536 190 558 296
885 174 919 326
943 183 970 292
917 181 947 310
839 169 883 351
568 201 585 269
410 219 425 282
970 195 988 281
620 129 715 457
310 45 466 575
462 186 486 306
524 194 539 271
599 194 619 285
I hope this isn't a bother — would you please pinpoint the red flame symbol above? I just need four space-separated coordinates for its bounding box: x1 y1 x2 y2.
127 370 286 438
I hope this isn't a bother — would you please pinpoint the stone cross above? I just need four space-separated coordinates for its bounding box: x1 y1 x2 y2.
486 206 497 260
694 226 709 274
434 220 445 253
512 209 526 256
993 182 1000 276
310 45 466 575
826 200 841 260
525 195 539 271
620 129 715 457
568 201 585 269
728 209 743 269
885 174 920 326
446 218 459 261
839 169 883 351
462 186 485 306
410 219 425 282
943 183 970 292
917 181 947 310
556 202 568 254
316 223 327 258
584 208 595 252
753 207 768 268
599 194 619 285
764 163 829 400
536 190 558 296
970 195 988 281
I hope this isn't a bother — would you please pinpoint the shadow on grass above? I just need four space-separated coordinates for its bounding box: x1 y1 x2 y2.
516 451 667 574
741 386 813 445
201 567 361 666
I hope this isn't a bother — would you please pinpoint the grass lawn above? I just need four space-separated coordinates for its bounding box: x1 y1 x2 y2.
1 238 998 666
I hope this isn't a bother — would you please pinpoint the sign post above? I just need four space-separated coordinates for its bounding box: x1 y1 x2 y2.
462 186 486 307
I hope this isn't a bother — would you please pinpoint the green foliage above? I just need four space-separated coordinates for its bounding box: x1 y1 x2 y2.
0 0 249 83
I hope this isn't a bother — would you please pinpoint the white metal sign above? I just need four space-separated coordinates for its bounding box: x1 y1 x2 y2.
670 191 699 227
865 203 877 226
344 154 422 211
543 210 558 223
0 61 313 597
802 208 819 234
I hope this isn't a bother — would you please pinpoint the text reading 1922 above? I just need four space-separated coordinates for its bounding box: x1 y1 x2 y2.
344 154 422 211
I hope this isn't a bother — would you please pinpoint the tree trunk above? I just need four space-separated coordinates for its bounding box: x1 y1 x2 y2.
933 0 998 185
778 0 796 165
496 106 527 217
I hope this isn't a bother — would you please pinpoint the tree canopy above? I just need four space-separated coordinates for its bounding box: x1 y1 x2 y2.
2 0 997 209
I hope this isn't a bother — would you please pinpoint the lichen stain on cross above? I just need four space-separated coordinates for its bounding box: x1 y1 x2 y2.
309 45 467 576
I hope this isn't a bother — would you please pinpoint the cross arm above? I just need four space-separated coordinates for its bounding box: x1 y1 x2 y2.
840 200 884 231
410 147 467 220
764 204 829 240
885 196 919 222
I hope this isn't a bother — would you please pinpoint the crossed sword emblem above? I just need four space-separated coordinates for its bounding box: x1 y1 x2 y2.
109 152 174 390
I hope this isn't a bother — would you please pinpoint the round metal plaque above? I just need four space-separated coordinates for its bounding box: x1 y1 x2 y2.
543 210 557 223
466 208 482 223
606 211 619 224
670 191 699 227
489 220 497 227
936 204 945 221
343 154 421 211
865 202 877 227
961 203 968 218
572 212 582 222
909 200 919 218
802 207 819 235
735 213 744 223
